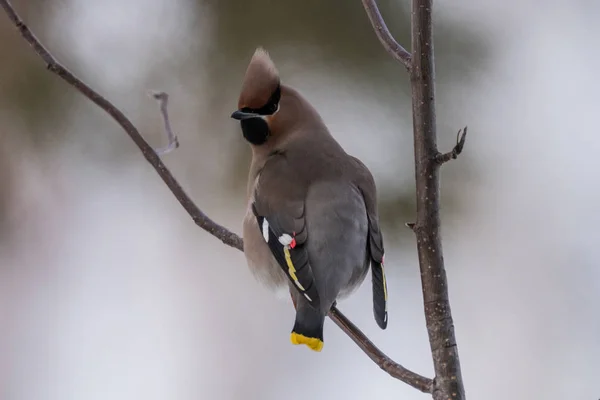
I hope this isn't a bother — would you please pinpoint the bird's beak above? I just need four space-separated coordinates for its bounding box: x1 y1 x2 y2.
231 110 261 121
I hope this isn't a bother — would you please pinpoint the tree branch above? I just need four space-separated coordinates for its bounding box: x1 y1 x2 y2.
361 0 469 398
361 0 412 70
329 307 432 392
409 0 467 399
0 0 242 252
435 126 467 165
0 0 432 394
150 91 180 156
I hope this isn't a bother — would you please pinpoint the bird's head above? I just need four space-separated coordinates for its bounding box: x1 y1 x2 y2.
233 47 320 147
230 47 282 146
231 48 325 148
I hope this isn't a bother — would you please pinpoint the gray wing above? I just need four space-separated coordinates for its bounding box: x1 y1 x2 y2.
351 156 389 330
303 180 370 309
251 153 321 309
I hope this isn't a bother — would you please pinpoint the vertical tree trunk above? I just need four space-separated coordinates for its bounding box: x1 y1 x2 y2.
410 0 466 399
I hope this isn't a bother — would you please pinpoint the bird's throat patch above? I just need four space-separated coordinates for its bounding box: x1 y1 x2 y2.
241 118 270 145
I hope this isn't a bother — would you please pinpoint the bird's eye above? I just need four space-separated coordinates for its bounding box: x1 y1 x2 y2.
261 85 280 115
243 85 280 116
255 101 278 116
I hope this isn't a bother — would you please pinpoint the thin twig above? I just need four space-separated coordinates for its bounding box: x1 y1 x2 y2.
149 91 180 156
435 126 467 164
361 0 412 70
0 0 242 252
329 307 432 393
0 0 432 393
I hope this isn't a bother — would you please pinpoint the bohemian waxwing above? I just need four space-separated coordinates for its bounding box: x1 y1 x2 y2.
231 47 389 352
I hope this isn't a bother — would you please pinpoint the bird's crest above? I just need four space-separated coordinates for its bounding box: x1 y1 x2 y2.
238 47 281 110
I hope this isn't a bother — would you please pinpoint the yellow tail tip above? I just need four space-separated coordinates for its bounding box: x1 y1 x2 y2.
290 332 323 352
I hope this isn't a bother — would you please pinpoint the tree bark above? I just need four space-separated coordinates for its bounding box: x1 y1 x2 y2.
410 0 466 399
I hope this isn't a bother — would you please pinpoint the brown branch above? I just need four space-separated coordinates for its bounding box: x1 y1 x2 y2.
361 0 412 70
409 0 467 399
436 126 467 165
361 0 468 398
0 0 432 394
0 0 242 252
329 307 432 392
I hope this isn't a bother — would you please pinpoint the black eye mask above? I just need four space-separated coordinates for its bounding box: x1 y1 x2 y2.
241 117 270 145
237 84 281 145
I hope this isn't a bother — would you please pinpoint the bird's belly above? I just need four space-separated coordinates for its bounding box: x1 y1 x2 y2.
242 206 288 292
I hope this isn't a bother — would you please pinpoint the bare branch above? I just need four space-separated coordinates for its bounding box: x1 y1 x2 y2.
405 222 416 230
0 0 242 252
436 126 467 165
363 0 468 396
361 0 412 70
149 91 180 156
329 307 432 393
0 0 431 392
410 0 466 398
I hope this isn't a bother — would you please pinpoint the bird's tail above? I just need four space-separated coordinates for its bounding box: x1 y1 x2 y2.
371 259 388 329
290 305 325 352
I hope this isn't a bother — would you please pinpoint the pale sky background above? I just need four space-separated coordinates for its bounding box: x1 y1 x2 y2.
0 0 599 399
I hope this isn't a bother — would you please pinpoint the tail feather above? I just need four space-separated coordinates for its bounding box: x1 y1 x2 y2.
290 305 325 352
371 260 388 329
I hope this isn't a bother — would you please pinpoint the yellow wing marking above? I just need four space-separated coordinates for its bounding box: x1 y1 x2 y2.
381 263 388 311
283 246 305 291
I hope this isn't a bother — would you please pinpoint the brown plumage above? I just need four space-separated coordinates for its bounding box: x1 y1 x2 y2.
237 48 280 111
231 47 389 352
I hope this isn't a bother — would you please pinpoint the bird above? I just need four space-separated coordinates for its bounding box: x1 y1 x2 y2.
231 47 389 352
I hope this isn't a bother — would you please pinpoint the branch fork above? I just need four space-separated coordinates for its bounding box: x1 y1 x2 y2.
361 0 412 70
436 126 468 164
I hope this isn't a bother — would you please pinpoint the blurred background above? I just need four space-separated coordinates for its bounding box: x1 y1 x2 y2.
1 0 599 399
